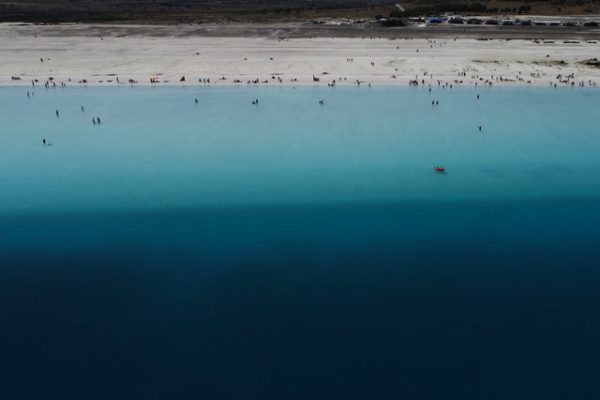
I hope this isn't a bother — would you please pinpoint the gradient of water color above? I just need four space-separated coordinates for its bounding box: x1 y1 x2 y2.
1 86 600 399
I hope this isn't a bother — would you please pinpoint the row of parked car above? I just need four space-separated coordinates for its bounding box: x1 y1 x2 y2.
424 16 599 27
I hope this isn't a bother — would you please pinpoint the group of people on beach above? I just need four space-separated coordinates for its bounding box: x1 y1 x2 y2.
15 64 598 89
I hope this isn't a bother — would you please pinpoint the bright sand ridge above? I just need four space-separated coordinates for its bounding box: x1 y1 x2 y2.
1 23 599 87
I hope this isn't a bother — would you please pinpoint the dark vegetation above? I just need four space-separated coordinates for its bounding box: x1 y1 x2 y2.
0 0 598 23
579 57 600 67
0 1 391 23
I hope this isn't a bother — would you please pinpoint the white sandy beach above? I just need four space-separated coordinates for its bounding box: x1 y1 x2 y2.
1 23 599 87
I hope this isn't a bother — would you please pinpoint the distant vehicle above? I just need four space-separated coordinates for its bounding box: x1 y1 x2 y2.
502 20 514 26
549 22 561 26
563 21 578 27
449 16 465 24
428 16 444 24
520 19 533 26
485 19 499 25
583 21 599 27
467 18 483 25
534 21 548 26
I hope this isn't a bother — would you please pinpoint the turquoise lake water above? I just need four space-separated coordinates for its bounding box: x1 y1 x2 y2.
1 86 600 399
1 85 600 213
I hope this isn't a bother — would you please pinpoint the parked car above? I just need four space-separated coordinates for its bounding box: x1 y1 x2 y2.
467 18 483 25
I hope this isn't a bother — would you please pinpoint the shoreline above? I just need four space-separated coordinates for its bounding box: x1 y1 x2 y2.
2 23 600 88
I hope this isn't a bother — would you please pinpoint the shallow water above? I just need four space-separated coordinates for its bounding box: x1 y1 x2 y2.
1 85 600 212
1 86 600 399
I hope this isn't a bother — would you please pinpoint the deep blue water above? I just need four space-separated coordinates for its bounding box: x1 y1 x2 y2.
1 86 600 398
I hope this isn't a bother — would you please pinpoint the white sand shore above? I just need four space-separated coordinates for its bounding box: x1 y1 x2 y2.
1 23 599 87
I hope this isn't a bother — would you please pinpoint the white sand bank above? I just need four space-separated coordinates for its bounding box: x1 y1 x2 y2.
1 23 599 87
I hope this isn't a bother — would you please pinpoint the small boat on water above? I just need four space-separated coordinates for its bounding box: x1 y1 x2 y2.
434 166 445 172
